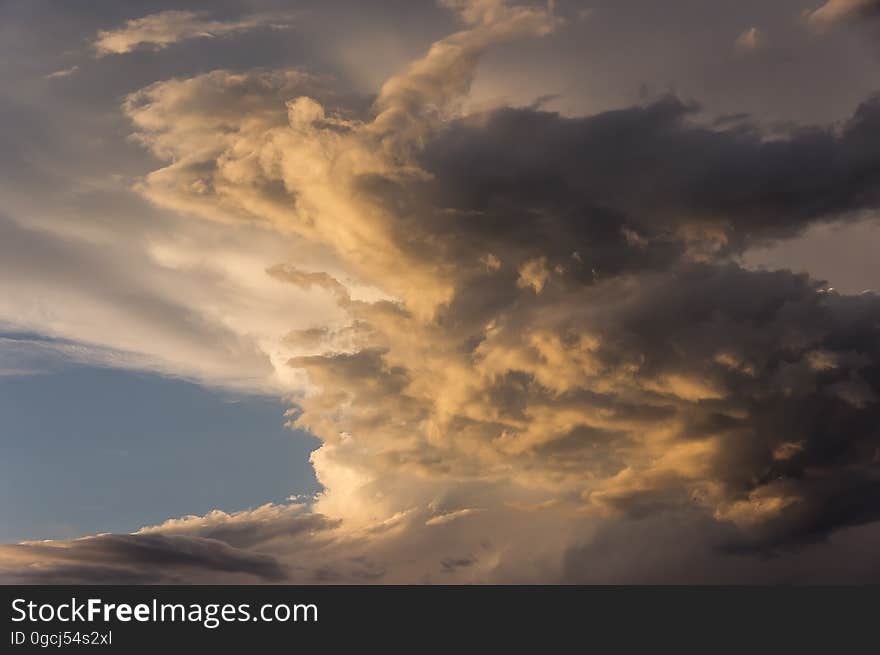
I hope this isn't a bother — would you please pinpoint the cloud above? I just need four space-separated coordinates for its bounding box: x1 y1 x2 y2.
804 0 880 30
5 0 880 582
0 500 574 583
44 65 79 79
0 533 287 584
93 10 291 57
735 27 765 52
418 95 880 263
122 33 880 557
425 508 485 526
562 510 880 584
112 0 880 573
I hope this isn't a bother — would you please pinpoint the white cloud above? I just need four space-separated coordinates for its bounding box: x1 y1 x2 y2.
0 212 346 394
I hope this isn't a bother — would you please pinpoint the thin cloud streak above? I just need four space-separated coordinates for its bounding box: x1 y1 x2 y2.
93 9 293 56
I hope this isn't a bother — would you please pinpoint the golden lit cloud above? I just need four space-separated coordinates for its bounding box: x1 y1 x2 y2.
93 10 292 56
4 0 880 584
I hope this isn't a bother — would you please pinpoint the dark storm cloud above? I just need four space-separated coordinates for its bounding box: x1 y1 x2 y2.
563 510 880 584
569 265 880 549
851 0 880 19
412 94 880 278
0 504 362 584
0 533 286 583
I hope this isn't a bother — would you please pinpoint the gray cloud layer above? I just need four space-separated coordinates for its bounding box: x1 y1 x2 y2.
0 534 286 584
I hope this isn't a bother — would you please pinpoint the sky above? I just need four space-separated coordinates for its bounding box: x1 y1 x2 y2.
0 336 320 543
1 0 880 583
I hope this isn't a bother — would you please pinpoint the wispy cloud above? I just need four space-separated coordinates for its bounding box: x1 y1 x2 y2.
804 0 880 30
93 10 292 56
44 65 79 79
735 26 765 52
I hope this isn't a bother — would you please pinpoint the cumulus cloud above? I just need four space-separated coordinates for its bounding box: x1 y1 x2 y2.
93 10 291 56
5 0 880 582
